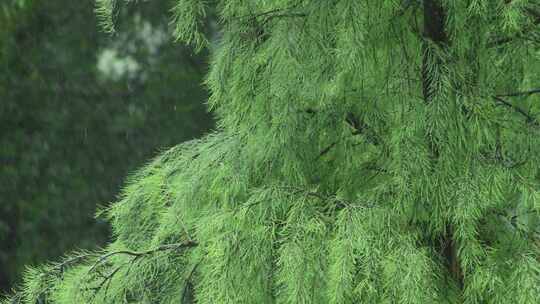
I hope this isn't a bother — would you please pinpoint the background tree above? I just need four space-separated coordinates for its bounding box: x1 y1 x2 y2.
3 0 540 303
0 0 213 292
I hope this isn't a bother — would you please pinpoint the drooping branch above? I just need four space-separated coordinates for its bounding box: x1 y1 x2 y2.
345 113 382 145
181 260 202 304
492 96 539 126
4 241 198 304
88 241 198 273
87 241 199 301
318 141 338 158
474 88 540 126
57 252 98 277
421 0 448 103
316 110 382 158
496 88 540 98
279 186 376 212
488 8 540 48
233 6 306 26
421 0 465 288
234 6 306 44
88 265 123 301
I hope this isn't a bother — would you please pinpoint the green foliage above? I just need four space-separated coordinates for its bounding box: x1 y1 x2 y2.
95 0 116 33
4 0 540 303
172 0 210 51
0 0 213 293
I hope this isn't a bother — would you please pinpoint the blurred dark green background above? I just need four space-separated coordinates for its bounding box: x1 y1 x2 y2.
0 0 214 292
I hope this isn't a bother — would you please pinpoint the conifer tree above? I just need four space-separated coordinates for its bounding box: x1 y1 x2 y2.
4 0 540 303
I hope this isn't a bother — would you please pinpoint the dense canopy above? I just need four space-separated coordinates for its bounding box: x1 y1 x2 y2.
4 0 540 303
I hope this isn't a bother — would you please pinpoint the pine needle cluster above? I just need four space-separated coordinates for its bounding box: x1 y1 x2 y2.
3 0 540 303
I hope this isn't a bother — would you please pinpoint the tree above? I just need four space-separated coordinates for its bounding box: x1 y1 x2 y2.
0 0 213 292
3 0 540 303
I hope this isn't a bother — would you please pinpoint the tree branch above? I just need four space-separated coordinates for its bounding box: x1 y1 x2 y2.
88 241 198 274
233 5 306 24
315 111 382 158
181 259 202 304
279 186 374 211
496 88 540 97
318 141 338 158
488 8 540 48
492 96 539 126
422 0 448 103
